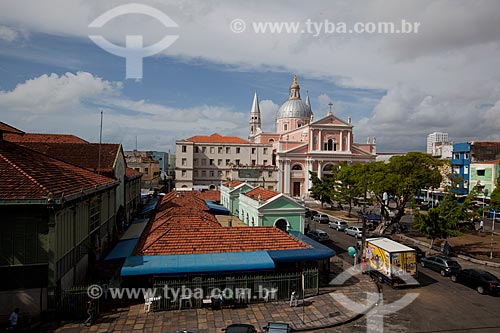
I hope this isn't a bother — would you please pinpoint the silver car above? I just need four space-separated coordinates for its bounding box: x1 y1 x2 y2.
329 220 348 231
345 226 363 239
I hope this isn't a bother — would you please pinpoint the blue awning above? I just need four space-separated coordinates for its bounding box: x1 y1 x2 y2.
105 238 140 262
204 200 230 215
267 231 335 263
121 251 275 276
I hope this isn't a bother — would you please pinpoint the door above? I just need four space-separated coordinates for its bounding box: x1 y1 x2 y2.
293 181 301 197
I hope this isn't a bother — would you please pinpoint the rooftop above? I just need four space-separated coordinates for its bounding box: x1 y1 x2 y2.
0 122 24 135
184 133 251 144
223 180 244 188
0 141 117 201
135 190 309 256
4 132 88 144
244 186 280 202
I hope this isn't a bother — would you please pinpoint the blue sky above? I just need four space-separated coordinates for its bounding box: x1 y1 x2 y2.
1 0 500 153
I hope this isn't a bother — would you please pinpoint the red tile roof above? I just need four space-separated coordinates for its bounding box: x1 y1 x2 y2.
125 167 142 179
244 187 280 202
135 190 309 256
223 180 243 188
0 141 117 200
184 133 251 144
198 190 220 201
0 122 24 135
14 142 120 174
4 132 88 143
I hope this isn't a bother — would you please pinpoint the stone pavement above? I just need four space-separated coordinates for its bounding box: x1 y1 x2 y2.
50 270 377 333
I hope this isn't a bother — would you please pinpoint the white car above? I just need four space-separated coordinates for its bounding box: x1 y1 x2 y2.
329 220 348 231
345 226 363 239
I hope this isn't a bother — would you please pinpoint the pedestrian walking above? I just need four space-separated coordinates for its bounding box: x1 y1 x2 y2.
443 241 450 256
479 220 484 232
289 284 298 307
84 299 95 326
9 308 19 332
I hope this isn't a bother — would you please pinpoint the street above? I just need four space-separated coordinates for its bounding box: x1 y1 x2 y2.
311 215 500 333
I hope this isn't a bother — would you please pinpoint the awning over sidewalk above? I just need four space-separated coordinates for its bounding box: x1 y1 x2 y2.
105 238 140 262
204 200 230 215
121 251 275 276
121 220 148 240
267 231 335 263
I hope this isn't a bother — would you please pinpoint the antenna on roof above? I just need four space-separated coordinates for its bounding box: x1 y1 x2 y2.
98 110 103 175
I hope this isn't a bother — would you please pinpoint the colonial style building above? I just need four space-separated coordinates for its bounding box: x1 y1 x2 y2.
249 75 377 197
175 134 277 190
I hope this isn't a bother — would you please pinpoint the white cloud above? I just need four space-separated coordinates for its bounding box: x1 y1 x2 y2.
1 1 500 151
0 25 18 42
259 99 279 132
0 71 247 151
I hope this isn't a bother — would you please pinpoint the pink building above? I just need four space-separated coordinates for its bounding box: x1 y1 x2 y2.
249 75 376 198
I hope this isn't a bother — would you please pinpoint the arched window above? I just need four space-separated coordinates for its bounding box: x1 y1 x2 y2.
292 164 302 170
269 138 274 143
275 219 288 232
284 123 288 131
323 138 337 151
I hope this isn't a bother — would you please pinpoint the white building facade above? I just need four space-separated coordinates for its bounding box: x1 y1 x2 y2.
427 132 449 154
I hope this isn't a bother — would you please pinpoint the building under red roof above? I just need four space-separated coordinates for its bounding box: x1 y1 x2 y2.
223 180 244 188
184 133 251 144
4 132 88 144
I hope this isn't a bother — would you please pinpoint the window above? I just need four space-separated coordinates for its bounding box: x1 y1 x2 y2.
453 166 460 174
252 148 256 154
210 171 215 177
202 147 206 153
464 180 469 188
194 158 198 165
477 169 485 176
144 167 149 175
251 160 256 166
134 167 140 172
226 170 230 177
453 153 460 160
263 160 267 165
464 166 469 174
226 147 230 154
181 170 186 177
292 164 302 170
236 147 240 154
268 171 273 177
218 159 222 166
182 158 187 166
218 147 223 153
201 159 206 165
268 186 273 190
284 123 288 131
210 147 215 154
269 138 274 143
298 123 302 128
210 159 214 165
235 159 240 165
226 159 230 166
264 148 268 154
182 145 187 152
202 170 206 177
194 170 198 177
218 171 223 177
464 153 469 159
195 146 199 153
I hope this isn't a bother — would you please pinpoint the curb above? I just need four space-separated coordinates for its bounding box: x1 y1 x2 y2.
398 235 500 268
293 276 382 332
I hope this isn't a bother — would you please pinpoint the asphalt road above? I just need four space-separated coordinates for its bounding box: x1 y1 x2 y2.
310 217 500 333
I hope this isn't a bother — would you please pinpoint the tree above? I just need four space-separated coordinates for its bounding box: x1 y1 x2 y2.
414 208 451 250
366 152 443 232
337 163 364 217
490 177 500 211
309 171 333 207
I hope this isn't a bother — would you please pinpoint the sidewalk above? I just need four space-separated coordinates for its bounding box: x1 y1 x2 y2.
49 270 377 332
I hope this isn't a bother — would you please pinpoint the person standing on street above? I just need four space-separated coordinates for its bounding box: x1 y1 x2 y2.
9 308 19 332
443 241 450 256
479 220 484 232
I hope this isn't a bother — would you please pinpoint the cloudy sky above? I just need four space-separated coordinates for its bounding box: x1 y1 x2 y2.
1 0 499 152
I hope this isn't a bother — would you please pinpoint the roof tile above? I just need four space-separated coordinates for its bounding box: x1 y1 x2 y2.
244 187 280 202
4 132 88 143
184 133 251 144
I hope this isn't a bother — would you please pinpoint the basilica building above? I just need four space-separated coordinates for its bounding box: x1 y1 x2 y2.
249 75 377 198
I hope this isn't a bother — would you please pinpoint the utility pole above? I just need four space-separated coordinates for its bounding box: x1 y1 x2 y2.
360 164 368 268
98 110 103 175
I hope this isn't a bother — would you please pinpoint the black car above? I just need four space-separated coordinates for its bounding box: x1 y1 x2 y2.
404 244 426 263
222 324 257 333
451 269 500 295
420 256 461 276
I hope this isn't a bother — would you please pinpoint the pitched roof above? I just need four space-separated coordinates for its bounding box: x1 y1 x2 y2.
135 190 309 256
184 133 251 144
4 132 88 143
198 190 220 201
0 141 117 201
14 142 120 173
223 180 243 188
0 122 24 135
244 187 280 202
125 167 142 179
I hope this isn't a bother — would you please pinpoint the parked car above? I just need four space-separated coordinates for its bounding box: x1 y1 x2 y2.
329 219 348 231
222 324 257 333
451 268 500 295
263 322 293 333
404 244 426 262
307 230 330 242
420 256 461 276
313 214 330 224
345 226 363 238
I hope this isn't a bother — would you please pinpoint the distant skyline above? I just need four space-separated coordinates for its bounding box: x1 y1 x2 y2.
1 0 500 153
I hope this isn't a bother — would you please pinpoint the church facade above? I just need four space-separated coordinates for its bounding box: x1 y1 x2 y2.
249 75 377 198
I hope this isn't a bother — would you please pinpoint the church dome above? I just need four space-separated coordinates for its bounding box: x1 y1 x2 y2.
276 75 313 119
